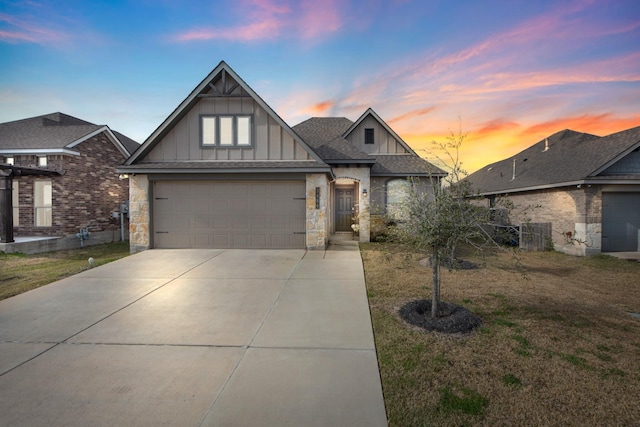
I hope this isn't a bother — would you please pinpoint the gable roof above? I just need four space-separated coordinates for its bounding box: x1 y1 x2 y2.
125 61 327 168
466 126 640 195
344 108 420 156
293 117 373 162
0 112 138 157
293 115 446 176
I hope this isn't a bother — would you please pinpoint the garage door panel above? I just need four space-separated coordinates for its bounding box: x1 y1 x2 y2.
602 192 640 252
193 216 211 229
193 233 211 247
154 181 306 249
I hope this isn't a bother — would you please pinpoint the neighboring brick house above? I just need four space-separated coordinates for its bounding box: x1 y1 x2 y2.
0 113 139 252
466 127 640 256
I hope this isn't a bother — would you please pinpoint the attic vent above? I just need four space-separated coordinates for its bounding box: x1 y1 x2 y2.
542 138 549 152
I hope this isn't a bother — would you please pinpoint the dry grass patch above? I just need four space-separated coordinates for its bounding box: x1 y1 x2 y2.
0 242 131 300
361 242 640 426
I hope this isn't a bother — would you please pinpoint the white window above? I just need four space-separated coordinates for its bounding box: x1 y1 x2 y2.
12 180 19 226
202 117 217 146
219 116 234 146
201 115 252 147
34 180 52 227
386 179 411 219
5 156 14 165
237 116 251 146
38 156 47 167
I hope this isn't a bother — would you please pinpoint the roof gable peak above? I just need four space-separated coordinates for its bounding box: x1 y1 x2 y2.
343 107 417 155
125 60 326 166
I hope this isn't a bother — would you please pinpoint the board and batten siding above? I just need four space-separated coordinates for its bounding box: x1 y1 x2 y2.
146 97 312 162
345 116 409 155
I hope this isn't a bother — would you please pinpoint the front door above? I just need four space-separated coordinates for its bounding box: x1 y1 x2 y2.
335 187 354 232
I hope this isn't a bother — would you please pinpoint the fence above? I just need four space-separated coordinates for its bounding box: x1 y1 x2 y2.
519 222 552 252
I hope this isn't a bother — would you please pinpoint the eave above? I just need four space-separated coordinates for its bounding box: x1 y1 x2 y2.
475 177 640 196
0 148 80 156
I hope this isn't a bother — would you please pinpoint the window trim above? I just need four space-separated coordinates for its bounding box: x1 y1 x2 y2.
34 180 52 227
364 128 374 145
200 114 253 148
385 178 411 219
12 180 19 226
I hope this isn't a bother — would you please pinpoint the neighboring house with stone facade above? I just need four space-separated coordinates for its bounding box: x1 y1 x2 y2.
0 112 139 252
466 126 640 256
118 61 444 252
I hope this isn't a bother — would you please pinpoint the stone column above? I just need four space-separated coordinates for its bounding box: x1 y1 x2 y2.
129 175 150 253
305 174 329 249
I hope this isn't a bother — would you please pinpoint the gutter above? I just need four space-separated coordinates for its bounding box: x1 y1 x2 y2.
476 178 640 196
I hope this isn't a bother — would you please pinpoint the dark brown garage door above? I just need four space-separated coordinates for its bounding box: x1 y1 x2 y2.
153 181 306 249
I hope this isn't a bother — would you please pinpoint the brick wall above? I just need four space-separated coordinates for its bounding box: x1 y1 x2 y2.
501 186 603 255
12 133 129 237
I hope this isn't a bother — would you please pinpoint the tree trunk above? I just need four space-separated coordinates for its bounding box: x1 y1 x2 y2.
431 250 440 318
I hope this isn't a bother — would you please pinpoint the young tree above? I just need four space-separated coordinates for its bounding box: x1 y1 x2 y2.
391 130 512 319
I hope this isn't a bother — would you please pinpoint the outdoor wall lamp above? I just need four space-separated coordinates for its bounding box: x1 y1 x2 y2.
362 189 368 197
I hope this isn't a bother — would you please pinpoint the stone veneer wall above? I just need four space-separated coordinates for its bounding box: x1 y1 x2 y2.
332 167 371 243
129 174 150 253
505 186 602 256
305 173 330 249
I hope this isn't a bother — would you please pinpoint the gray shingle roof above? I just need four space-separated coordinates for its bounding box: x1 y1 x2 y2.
372 155 445 176
0 112 139 155
293 117 445 175
466 126 640 194
111 130 141 156
293 117 371 161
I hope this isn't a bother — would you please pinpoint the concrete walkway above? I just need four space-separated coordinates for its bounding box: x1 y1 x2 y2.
0 247 387 426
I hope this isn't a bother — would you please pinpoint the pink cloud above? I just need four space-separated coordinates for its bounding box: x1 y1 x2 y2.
389 106 437 124
302 100 334 115
0 12 70 44
173 0 343 43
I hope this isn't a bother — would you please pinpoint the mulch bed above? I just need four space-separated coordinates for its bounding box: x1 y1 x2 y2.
399 299 482 334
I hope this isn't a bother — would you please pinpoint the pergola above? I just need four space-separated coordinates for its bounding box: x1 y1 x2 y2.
0 165 62 243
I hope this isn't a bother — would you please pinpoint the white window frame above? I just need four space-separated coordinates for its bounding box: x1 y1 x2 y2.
34 180 52 227
201 115 252 147
12 180 19 226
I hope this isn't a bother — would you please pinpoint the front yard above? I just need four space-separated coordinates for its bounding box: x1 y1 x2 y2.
0 241 131 300
361 243 640 426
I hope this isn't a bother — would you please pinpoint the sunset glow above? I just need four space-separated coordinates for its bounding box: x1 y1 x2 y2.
1 0 638 173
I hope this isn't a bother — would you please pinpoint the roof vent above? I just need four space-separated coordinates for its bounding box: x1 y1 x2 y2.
542 138 549 152
511 158 516 180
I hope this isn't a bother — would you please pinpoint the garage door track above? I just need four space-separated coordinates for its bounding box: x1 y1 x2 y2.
0 247 387 426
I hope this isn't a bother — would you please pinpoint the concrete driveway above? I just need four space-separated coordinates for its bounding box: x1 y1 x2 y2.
0 247 387 426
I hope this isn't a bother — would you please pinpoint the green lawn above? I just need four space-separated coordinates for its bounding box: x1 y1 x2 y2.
0 241 131 300
361 242 640 426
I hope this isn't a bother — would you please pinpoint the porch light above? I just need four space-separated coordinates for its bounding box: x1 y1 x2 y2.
119 174 129 180
362 189 368 197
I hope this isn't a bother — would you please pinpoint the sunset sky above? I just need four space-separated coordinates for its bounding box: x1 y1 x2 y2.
1 0 639 173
